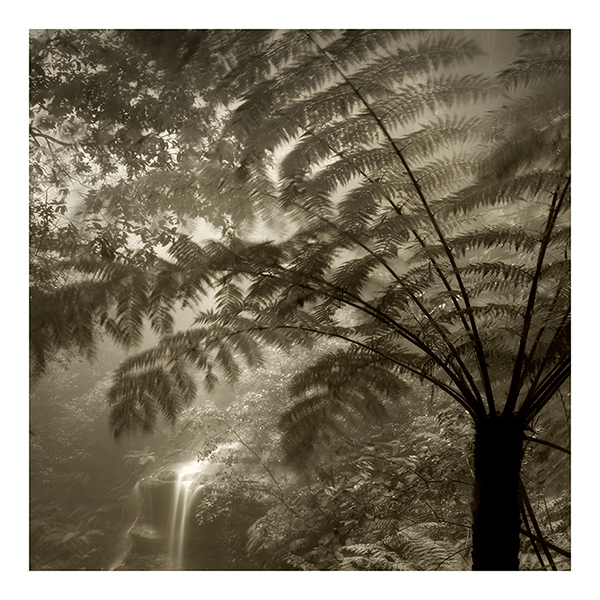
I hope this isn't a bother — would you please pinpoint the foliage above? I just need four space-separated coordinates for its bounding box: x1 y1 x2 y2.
29 29 270 374
244 397 475 570
29 342 154 570
65 29 570 439
212 385 568 571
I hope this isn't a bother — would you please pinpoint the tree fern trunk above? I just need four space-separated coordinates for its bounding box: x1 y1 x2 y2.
471 414 524 570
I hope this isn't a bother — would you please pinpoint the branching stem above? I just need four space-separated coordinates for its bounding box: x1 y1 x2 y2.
504 177 570 416
303 30 495 415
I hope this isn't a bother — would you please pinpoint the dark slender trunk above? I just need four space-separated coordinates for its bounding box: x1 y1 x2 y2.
471 414 524 570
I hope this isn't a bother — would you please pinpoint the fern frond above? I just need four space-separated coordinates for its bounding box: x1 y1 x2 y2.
214 278 246 313
433 170 567 219
108 358 197 437
280 350 410 463
330 253 386 297
417 227 542 262
279 117 381 181
210 30 304 107
376 74 495 131
231 32 487 160
393 115 487 163
499 29 570 91
460 262 534 286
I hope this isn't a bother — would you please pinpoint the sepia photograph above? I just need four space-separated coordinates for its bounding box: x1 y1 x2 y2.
28 26 571 575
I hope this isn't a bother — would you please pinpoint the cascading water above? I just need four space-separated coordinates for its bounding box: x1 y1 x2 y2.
165 444 240 570
166 461 207 570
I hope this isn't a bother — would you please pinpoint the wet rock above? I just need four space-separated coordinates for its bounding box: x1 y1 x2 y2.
130 523 164 555
138 478 177 527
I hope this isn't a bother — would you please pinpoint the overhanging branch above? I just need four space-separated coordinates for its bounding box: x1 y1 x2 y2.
30 126 74 147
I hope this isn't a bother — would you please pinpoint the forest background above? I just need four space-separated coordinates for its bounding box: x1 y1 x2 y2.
8 3 598 598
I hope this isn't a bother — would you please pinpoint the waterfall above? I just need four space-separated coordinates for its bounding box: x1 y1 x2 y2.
166 464 205 570
166 444 240 569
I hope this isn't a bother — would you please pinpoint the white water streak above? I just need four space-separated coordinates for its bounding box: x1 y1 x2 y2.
166 462 208 569
165 444 239 569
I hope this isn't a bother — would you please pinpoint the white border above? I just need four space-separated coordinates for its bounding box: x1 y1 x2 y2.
6 5 595 597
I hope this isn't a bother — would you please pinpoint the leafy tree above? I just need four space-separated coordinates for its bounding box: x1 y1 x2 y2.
243 390 475 571
29 29 265 372
30 29 570 570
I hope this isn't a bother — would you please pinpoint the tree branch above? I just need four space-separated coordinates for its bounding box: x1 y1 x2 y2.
518 476 557 570
518 355 571 424
519 529 570 559
504 177 570 416
30 126 74 147
216 247 484 416
523 435 570 456
227 322 478 418
288 195 485 414
519 274 570 386
519 495 547 570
